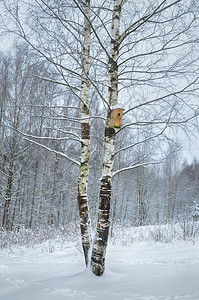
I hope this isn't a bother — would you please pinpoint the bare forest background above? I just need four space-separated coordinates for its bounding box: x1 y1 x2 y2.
0 0 199 275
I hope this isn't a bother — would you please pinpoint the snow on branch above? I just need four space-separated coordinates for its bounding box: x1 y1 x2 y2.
112 159 165 178
43 127 81 139
123 76 199 117
3 125 81 166
21 136 80 166
114 124 168 156
31 74 81 91
32 115 106 123
119 111 199 133
17 104 81 110
118 107 199 136
13 131 83 143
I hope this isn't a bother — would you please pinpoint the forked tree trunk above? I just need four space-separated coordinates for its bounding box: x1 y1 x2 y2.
91 0 122 276
77 0 92 267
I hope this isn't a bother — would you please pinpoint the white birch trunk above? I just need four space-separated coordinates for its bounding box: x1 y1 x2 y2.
91 0 122 276
77 0 92 266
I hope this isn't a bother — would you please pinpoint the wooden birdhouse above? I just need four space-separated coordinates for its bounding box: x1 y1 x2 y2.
109 108 125 128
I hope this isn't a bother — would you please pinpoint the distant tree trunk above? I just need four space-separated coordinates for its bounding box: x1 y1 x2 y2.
50 151 60 226
2 65 22 231
110 184 118 237
91 0 122 276
0 58 9 228
2 154 15 231
25 172 31 228
28 158 39 228
18 181 26 227
29 109 45 228
166 159 171 223
69 187 77 223
48 131 60 227
2 113 20 231
57 191 62 226
37 149 49 227
10 166 23 230
77 0 92 267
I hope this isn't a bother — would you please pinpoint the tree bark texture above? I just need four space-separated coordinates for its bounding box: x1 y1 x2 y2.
77 0 92 267
91 0 122 276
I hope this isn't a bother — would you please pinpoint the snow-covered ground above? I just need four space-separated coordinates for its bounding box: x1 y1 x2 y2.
0 240 199 300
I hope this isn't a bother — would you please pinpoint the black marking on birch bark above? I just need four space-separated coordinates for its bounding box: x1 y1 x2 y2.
81 80 89 88
113 3 121 15
97 178 111 241
113 15 120 20
78 194 88 220
81 122 90 139
91 178 112 276
105 127 115 137
91 242 106 276
108 57 118 72
77 193 90 265
82 103 89 115
92 244 105 264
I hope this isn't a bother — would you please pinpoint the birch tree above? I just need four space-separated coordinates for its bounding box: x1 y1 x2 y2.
77 0 92 266
1 0 92 265
91 0 122 276
91 0 199 275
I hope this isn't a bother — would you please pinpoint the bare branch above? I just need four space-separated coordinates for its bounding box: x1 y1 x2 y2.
2 124 81 166
119 0 182 44
114 123 168 156
31 74 81 91
12 131 83 143
113 159 165 178
72 0 111 59
123 76 199 117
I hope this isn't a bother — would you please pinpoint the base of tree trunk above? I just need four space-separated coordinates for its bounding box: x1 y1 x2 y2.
78 193 91 266
91 178 111 276
91 247 105 276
